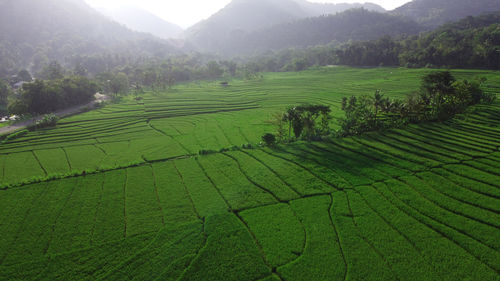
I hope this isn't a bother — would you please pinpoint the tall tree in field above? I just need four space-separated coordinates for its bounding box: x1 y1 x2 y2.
0 79 11 115
110 73 129 95
373 90 386 125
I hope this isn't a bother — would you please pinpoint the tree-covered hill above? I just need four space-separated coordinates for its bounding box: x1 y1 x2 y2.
392 0 500 28
0 0 178 77
185 0 385 53
234 12 500 72
193 8 421 56
336 12 500 69
239 9 420 54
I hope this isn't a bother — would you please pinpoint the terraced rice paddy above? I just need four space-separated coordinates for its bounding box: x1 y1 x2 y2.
0 67 499 280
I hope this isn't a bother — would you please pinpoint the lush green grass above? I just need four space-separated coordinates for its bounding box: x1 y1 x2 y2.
1 67 499 185
0 67 499 280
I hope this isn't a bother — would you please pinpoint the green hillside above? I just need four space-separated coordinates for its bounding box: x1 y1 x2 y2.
0 0 177 76
392 0 500 28
0 67 499 280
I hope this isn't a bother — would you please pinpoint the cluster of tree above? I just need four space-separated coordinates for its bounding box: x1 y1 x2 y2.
338 71 496 137
333 13 500 69
9 76 97 115
1 55 244 115
32 114 60 130
186 0 386 54
191 8 420 56
237 9 420 55
391 0 500 28
237 12 500 72
0 79 11 115
267 104 332 145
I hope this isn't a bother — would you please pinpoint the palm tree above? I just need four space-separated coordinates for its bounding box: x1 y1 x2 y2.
373 90 385 126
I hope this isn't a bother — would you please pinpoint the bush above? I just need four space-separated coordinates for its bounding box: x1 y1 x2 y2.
199 149 217 155
2 129 28 143
242 143 253 149
34 114 59 130
262 133 276 146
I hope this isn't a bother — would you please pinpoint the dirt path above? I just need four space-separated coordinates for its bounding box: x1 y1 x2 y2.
0 94 109 136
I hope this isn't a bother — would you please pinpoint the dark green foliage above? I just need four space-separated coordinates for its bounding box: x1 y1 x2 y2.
243 13 500 72
339 72 493 136
336 13 500 69
339 95 376 137
39 61 65 80
109 73 130 95
9 76 97 115
283 104 332 140
190 8 420 55
392 0 500 28
199 149 217 155
0 79 10 114
262 133 276 146
2 129 28 143
242 143 254 149
33 114 59 130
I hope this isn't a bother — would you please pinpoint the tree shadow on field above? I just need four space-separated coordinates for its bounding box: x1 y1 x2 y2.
269 136 411 186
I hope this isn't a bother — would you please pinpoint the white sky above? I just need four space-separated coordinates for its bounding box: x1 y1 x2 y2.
85 0 412 28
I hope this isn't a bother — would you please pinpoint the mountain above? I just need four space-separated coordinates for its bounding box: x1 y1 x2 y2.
186 0 386 52
392 0 500 28
211 8 421 56
97 5 183 39
0 0 177 77
296 0 386 15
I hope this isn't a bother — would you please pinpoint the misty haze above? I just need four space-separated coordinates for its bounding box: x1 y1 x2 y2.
0 0 499 280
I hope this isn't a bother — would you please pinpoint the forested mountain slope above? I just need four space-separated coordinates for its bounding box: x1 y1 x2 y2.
0 0 177 77
185 0 385 53
195 8 421 56
392 0 500 28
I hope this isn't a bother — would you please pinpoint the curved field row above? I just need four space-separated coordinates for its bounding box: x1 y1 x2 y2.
0 67 499 280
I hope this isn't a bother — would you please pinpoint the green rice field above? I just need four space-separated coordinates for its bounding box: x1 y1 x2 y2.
0 67 499 280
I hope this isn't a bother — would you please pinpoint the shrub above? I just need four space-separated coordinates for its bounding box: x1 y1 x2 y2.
2 129 28 143
262 133 276 146
35 114 59 129
199 149 217 155
242 143 253 149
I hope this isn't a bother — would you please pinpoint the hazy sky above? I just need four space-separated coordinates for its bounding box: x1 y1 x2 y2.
85 0 412 28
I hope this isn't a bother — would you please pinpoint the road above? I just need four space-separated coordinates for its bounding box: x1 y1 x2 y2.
0 94 109 136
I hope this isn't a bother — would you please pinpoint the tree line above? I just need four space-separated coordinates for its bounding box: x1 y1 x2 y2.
8 76 97 115
262 71 496 145
338 71 496 137
238 12 500 72
264 104 332 145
